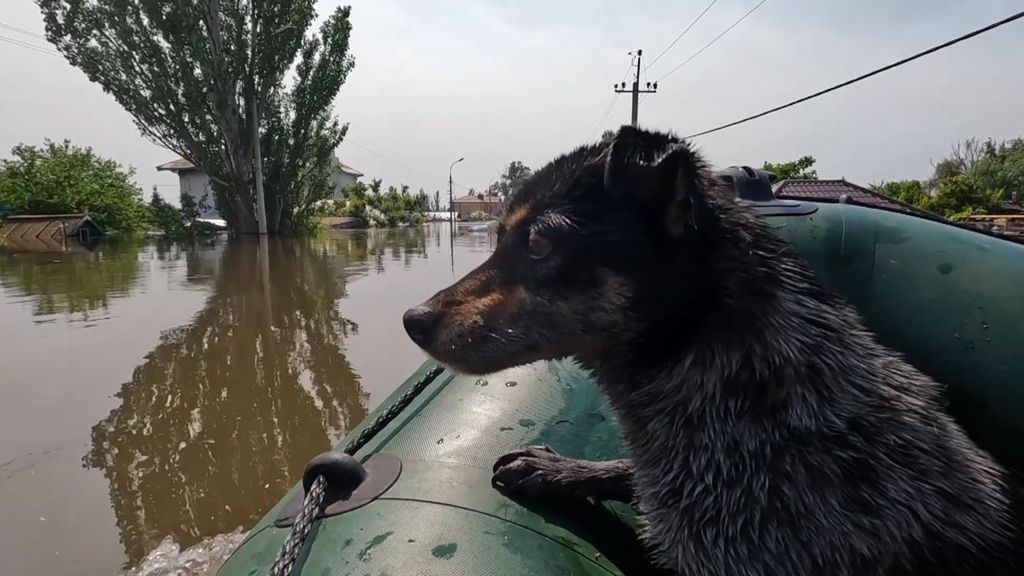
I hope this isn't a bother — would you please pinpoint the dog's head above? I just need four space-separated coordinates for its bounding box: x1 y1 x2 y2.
403 126 720 375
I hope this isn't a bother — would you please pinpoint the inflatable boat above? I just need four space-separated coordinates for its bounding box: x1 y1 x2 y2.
217 168 1024 576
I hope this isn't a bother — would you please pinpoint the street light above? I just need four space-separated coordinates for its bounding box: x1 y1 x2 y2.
449 157 464 227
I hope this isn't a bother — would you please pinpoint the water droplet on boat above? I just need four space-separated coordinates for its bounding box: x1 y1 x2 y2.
504 381 517 388
982 321 990 329
436 438 444 444
474 378 488 386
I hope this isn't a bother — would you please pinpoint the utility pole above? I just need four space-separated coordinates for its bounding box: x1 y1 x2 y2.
251 95 268 235
614 49 657 127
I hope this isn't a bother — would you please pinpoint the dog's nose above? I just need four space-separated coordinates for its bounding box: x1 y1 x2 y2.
403 306 440 344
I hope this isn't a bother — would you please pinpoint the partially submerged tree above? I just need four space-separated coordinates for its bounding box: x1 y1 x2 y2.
0 140 148 234
38 0 355 234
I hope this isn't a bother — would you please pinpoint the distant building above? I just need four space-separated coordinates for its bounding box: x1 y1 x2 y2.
155 158 219 219
331 159 364 199
157 156 363 219
773 179 945 222
452 194 503 218
0 214 102 252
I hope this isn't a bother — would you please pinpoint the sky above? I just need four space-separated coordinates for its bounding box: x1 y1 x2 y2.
1 0 1023 201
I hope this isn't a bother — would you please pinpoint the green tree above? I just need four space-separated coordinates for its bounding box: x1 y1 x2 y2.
928 175 1001 221
872 179 930 207
762 156 819 181
487 161 533 202
38 0 355 235
0 140 148 234
967 139 1024 202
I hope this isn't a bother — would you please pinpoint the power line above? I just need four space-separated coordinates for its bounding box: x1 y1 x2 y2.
0 21 47 40
643 0 718 72
586 60 634 141
686 9 1024 139
588 93 621 141
0 34 61 57
654 0 768 84
347 139 471 190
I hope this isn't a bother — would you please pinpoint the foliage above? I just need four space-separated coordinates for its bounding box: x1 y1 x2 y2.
871 180 930 207
485 161 533 203
600 129 616 143
762 156 818 181
0 140 148 234
925 175 1001 221
149 192 222 238
464 211 493 222
314 181 430 227
38 0 355 235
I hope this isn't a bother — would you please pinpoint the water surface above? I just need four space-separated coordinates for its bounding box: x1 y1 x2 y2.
0 224 492 576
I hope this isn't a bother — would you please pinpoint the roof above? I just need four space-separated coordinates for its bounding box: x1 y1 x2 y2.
159 157 364 177
773 179 945 222
0 214 102 251
156 158 198 172
336 161 363 177
453 194 503 204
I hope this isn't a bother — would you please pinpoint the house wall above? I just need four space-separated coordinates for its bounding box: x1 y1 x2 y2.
178 171 220 219
331 171 359 199
454 201 503 217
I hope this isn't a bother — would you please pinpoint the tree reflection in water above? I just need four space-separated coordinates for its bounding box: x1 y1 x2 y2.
85 238 372 564
0 242 144 318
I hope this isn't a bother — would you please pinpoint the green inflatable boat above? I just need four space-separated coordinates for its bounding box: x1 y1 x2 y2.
218 177 1024 576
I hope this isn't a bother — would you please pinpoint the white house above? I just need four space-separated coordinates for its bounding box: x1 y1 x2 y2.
156 156 363 219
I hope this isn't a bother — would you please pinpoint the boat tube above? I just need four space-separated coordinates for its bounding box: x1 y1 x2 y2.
218 184 1024 576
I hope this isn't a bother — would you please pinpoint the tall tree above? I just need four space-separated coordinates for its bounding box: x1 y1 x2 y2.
37 0 355 235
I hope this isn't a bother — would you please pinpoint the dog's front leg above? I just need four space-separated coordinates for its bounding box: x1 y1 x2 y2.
492 445 634 503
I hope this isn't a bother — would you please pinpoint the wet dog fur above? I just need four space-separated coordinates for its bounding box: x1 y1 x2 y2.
403 126 1022 575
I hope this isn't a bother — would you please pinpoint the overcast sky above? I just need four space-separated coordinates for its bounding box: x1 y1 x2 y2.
1 0 1022 200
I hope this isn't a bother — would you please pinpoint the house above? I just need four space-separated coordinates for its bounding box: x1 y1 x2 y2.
0 214 102 252
331 159 363 199
773 179 945 222
452 194 503 218
155 158 219 219
156 156 363 218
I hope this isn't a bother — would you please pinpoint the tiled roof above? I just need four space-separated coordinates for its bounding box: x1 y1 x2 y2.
773 179 944 221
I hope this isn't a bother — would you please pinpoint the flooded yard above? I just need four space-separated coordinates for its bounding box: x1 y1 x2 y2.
0 224 492 576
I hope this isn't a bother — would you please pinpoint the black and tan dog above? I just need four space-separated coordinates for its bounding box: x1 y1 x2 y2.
403 126 1022 575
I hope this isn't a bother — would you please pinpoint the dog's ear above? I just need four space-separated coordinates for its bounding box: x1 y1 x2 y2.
604 126 712 237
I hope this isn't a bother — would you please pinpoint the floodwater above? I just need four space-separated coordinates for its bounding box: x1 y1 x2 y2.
0 224 493 576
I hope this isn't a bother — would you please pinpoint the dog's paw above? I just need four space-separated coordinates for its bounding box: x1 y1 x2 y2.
491 445 585 499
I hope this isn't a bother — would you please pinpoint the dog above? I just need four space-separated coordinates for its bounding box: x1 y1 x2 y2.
403 125 1022 575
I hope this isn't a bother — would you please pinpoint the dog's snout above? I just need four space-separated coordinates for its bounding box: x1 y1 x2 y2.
403 305 440 344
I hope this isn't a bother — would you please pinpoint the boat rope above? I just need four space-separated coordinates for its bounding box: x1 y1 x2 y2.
268 364 446 576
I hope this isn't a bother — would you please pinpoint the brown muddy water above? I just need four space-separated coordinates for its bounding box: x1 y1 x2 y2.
0 224 493 576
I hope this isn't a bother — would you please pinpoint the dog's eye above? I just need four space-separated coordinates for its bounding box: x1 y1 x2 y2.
528 230 552 260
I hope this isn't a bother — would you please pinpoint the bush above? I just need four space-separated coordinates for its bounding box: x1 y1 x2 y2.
0 140 148 234
315 181 430 227
465 211 493 222
148 192 220 238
